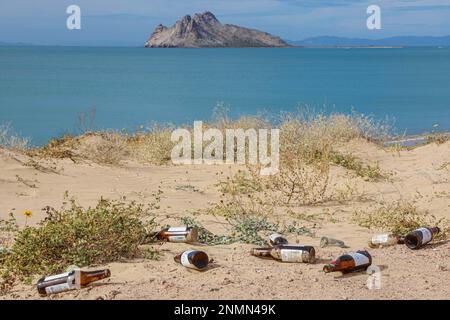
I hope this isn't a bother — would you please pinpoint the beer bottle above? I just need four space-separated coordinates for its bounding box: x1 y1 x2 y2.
268 233 289 246
37 269 111 295
251 245 315 263
368 233 404 248
150 226 199 243
323 250 372 273
404 227 440 249
174 250 209 270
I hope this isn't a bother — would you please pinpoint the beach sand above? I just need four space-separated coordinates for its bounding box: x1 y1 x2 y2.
0 139 449 300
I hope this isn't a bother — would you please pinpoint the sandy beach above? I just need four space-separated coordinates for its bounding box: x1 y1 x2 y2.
1 136 449 300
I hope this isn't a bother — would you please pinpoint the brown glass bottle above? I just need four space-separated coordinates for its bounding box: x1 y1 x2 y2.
37 269 111 295
404 227 440 249
150 226 198 243
323 250 372 273
269 233 289 246
251 245 315 263
174 250 209 270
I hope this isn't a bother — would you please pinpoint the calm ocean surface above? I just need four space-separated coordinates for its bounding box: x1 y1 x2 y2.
1 46 449 145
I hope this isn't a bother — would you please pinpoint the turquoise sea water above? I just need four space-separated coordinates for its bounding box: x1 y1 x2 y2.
1 46 449 145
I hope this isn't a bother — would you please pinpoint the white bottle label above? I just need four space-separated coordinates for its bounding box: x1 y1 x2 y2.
180 250 198 269
45 283 72 295
43 272 71 282
372 234 389 244
417 228 432 244
168 235 187 242
168 227 188 232
280 249 304 262
44 274 76 295
348 252 370 266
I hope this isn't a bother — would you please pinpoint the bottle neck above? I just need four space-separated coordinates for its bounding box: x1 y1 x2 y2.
251 248 272 257
323 262 336 273
174 253 182 263
429 227 440 235
80 269 111 286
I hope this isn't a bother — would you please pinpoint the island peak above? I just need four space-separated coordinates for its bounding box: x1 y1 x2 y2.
144 11 289 48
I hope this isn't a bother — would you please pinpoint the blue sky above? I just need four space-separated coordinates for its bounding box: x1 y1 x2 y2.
1 0 449 46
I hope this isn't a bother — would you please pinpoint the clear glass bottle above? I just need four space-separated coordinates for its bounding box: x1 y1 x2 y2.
368 233 404 248
150 226 199 243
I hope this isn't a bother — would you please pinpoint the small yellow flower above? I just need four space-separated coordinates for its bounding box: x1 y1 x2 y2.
23 210 33 218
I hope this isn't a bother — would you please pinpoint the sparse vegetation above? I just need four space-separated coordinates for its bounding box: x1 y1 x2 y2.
180 216 313 246
0 197 159 293
330 151 385 180
0 123 29 150
428 133 450 145
127 123 175 165
353 200 450 240
24 106 392 170
217 170 262 195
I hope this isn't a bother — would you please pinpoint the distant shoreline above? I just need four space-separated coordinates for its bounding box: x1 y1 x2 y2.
384 132 450 147
1 43 449 49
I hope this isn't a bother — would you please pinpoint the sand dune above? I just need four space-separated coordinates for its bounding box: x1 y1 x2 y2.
0 139 449 300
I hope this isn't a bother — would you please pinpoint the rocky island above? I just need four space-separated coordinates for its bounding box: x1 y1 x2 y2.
144 11 289 48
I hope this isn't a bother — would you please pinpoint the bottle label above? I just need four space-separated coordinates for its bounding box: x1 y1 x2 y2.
168 227 188 232
372 234 389 244
348 252 370 266
168 235 187 242
180 250 198 269
43 272 71 282
280 249 304 262
45 282 72 295
416 228 432 244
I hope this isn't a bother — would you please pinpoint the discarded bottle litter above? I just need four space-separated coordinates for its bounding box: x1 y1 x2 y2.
268 233 289 246
323 250 372 273
368 233 404 248
174 250 209 270
251 245 316 263
37 268 111 295
149 226 199 243
320 236 347 248
404 227 440 250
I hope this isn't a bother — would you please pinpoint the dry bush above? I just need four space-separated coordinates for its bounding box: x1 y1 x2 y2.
0 123 30 150
206 190 274 220
217 170 262 195
28 135 79 160
268 159 330 205
77 131 129 165
353 200 450 240
213 108 386 206
30 132 129 165
426 132 450 145
210 104 272 132
127 123 175 165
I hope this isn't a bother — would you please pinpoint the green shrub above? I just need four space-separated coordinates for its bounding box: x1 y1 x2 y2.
330 151 385 180
0 197 157 292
